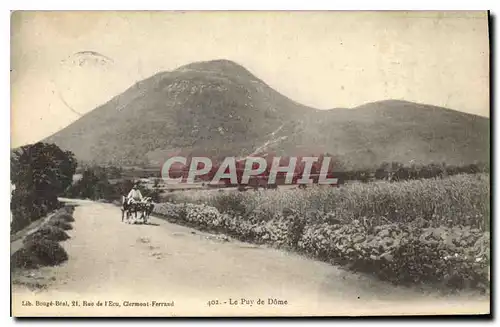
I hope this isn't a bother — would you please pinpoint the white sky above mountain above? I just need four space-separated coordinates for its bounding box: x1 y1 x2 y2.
11 11 489 147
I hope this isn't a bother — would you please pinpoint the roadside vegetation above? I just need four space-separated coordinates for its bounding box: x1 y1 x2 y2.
10 142 490 292
64 166 161 202
11 207 76 269
10 142 77 233
154 173 490 292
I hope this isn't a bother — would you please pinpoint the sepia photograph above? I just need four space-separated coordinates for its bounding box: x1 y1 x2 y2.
10 10 491 317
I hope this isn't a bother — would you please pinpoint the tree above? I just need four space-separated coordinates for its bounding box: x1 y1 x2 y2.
375 162 390 180
11 142 77 198
150 178 163 201
10 142 77 232
66 167 125 201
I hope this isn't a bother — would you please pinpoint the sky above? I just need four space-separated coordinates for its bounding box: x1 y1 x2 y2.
11 11 490 147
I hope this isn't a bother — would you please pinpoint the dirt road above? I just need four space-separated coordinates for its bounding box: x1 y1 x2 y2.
12 199 490 317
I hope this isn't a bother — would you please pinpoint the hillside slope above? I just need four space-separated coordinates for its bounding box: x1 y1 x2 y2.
43 59 490 169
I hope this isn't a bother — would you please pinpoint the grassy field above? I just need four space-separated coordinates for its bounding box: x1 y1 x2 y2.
160 173 490 230
154 173 490 291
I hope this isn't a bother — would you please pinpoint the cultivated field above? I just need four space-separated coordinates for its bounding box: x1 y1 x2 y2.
154 174 490 291
160 174 489 229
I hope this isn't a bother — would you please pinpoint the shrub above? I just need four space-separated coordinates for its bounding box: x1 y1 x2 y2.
47 218 73 231
13 238 68 268
10 188 60 233
62 206 76 215
210 192 248 216
24 225 70 243
11 248 42 269
298 223 490 291
53 212 75 222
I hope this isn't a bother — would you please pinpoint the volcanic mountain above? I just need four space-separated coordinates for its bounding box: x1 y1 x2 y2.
43 59 490 169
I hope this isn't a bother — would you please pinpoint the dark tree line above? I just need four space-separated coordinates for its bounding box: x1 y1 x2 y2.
65 166 162 203
11 142 77 233
337 161 489 184
163 153 489 188
64 168 118 200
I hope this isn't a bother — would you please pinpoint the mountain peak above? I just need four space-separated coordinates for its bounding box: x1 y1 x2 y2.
175 59 257 79
178 58 243 69
43 60 490 168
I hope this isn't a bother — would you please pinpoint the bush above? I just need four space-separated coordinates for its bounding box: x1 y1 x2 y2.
53 212 75 222
47 218 73 230
298 223 490 291
10 187 60 233
11 248 42 269
13 238 68 268
210 192 248 216
24 225 70 243
62 205 76 215
10 212 31 235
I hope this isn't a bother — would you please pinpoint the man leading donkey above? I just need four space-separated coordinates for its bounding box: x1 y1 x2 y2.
122 182 143 222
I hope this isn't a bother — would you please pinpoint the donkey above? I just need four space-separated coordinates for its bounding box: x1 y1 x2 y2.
140 197 155 224
121 195 141 223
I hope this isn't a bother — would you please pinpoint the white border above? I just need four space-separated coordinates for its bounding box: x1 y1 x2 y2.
2 1 498 326
2 1 496 10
